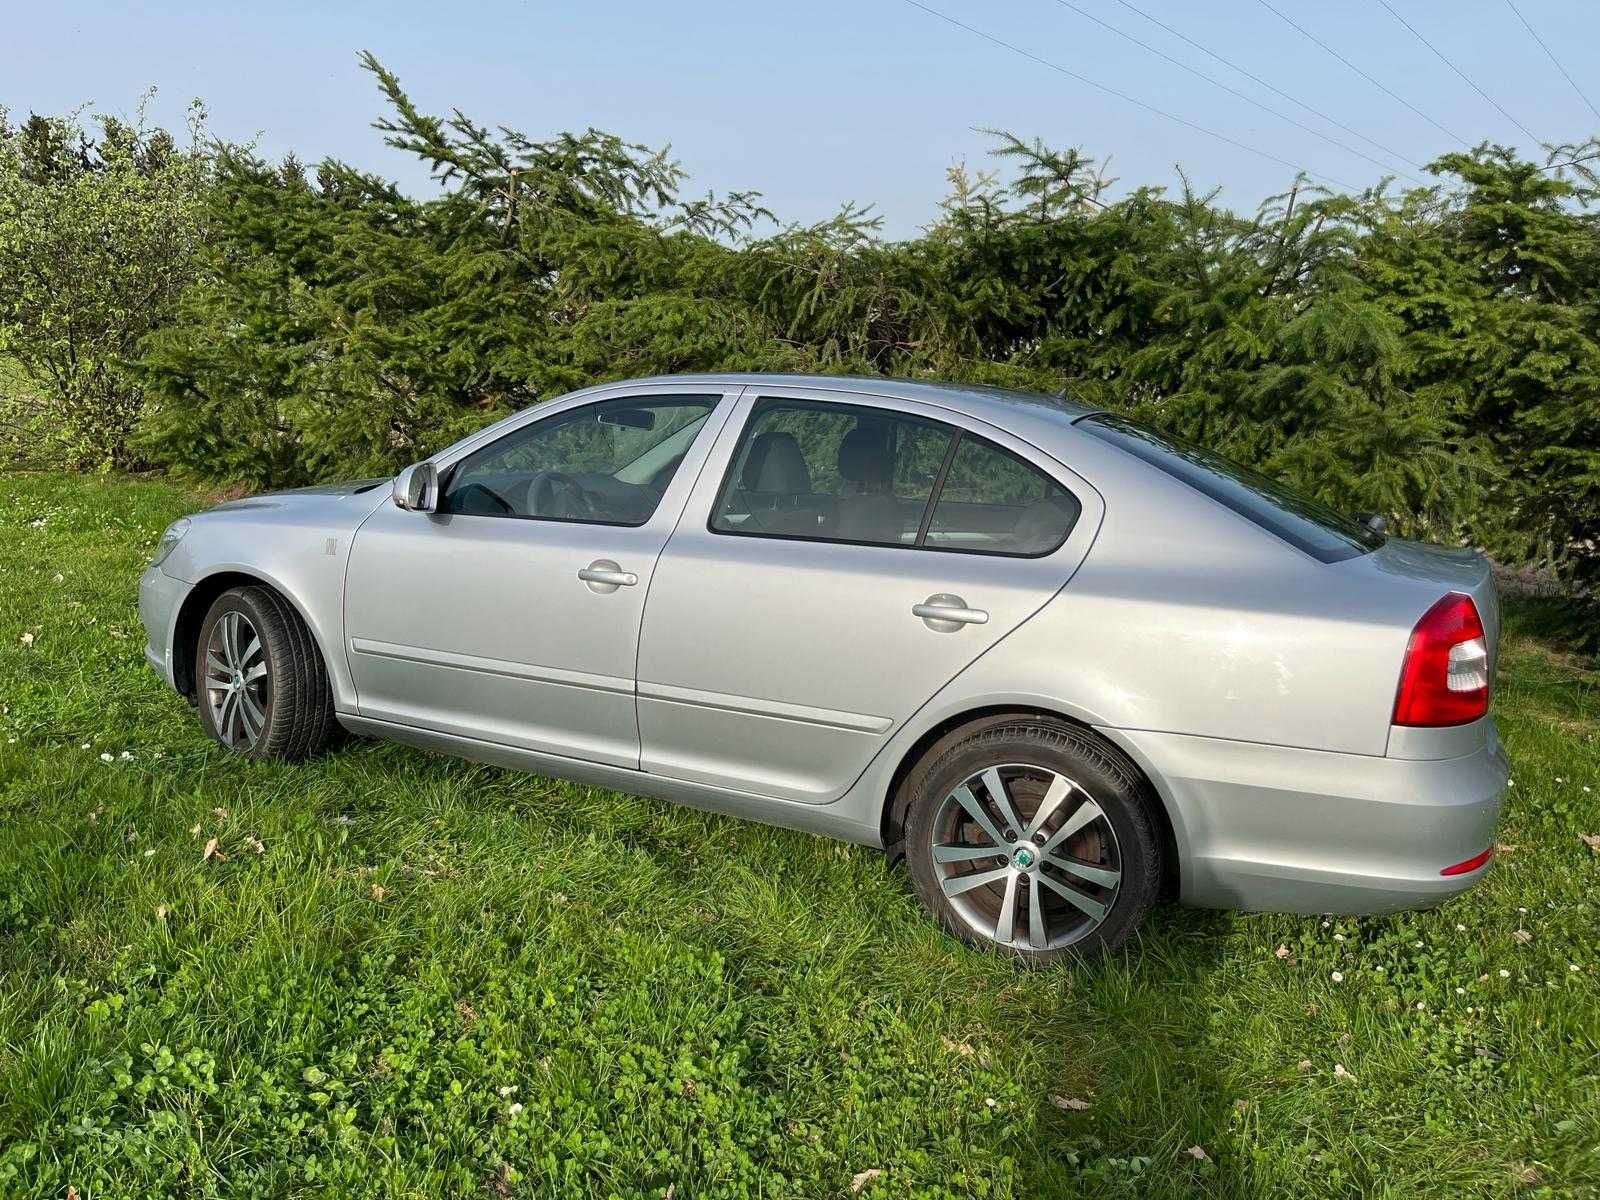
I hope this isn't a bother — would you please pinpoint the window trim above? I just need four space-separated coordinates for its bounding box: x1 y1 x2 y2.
437 393 722 529
706 396 1080 559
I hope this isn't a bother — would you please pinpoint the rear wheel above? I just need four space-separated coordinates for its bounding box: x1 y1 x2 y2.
904 717 1161 963
194 586 336 762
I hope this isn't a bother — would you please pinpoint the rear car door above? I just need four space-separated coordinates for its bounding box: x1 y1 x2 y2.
344 387 736 768
636 386 1103 803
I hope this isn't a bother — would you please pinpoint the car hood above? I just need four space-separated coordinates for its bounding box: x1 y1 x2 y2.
209 478 391 513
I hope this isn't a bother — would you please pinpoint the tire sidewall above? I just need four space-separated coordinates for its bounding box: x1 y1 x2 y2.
194 588 284 758
905 720 1160 962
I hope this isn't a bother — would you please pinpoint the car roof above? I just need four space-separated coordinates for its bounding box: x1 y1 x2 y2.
601 373 1104 428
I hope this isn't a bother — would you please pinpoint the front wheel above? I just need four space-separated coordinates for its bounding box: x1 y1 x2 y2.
904 717 1162 963
194 585 336 762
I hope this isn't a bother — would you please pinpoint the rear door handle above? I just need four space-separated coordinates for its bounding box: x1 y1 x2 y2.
913 593 989 630
578 560 638 592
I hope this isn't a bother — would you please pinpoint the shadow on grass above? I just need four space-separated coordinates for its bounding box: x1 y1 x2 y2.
1502 595 1597 660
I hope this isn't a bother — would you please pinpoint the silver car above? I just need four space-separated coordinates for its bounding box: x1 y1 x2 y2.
139 374 1508 960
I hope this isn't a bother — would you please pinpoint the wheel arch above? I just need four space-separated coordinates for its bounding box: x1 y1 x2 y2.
171 570 330 702
879 704 1180 902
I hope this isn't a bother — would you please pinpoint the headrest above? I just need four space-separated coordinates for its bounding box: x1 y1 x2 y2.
837 427 893 486
741 431 811 493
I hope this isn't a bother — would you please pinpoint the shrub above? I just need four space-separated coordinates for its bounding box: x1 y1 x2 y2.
0 97 209 469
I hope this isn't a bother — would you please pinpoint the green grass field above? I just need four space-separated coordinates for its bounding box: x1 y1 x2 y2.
1 472 1596 1199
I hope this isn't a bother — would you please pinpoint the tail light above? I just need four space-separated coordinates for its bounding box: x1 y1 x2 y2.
1392 593 1490 727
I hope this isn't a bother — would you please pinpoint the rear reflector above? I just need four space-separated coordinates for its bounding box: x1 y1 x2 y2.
1440 846 1493 876
1393 593 1490 727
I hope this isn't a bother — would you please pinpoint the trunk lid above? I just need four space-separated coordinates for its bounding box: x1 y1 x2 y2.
1363 538 1501 667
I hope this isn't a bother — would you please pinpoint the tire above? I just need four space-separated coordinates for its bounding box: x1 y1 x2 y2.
194 585 337 762
904 716 1161 963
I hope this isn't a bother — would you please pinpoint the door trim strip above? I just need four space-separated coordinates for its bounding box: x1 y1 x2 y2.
349 637 635 696
637 679 893 734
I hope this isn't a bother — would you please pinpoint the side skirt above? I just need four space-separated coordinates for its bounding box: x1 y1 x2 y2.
336 714 884 847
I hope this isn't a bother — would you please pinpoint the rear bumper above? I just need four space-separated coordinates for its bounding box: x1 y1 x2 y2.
1106 723 1508 914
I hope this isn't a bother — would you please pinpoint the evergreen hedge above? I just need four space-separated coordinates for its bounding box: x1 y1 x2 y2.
5 57 1598 612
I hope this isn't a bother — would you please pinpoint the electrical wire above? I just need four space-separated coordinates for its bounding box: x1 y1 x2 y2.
1111 0 1424 172
1253 0 1468 148
1372 0 1540 144
1047 0 1424 184
1503 0 1600 126
1537 148 1600 173
900 0 1362 193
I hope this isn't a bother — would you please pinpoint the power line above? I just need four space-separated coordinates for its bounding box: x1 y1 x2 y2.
899 0 1361 193
1046 0 1425 184
1538 149 1600 173
1111 0 1425 173
1503 0 1600 126
1253 0 1467 149
1372 0 1540 145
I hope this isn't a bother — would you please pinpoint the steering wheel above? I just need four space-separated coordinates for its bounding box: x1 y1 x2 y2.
525 470 596 520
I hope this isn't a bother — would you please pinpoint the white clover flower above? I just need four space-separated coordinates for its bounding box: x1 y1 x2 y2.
1455 987 1465 995
507 1102 523 1116
1456 923 1467 932
19 632 33 646
1571 964 1582 972
1499 969 1511 978
99 752 113 763
1331 970 1344 983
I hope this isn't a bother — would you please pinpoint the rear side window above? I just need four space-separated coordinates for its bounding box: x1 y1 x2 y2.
711 398 1079 556
925 437 1081 556
1079 413 1383 563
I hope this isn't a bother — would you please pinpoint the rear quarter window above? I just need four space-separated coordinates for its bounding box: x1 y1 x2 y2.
1079 413 1384 564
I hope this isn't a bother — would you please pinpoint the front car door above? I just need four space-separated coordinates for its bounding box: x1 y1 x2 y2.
343 385 738 768
635 385 1103 802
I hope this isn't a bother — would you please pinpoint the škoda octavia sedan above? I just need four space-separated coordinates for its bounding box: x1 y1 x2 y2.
141 375 1507 960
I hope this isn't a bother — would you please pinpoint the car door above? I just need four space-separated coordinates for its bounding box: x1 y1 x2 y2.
343 386 737 768
635 386 1103 803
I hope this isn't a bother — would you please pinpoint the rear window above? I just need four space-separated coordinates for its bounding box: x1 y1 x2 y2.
1079 413 1384 563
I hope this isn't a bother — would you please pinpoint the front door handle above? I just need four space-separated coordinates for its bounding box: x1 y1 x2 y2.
913 593 989 631
578 560 638 593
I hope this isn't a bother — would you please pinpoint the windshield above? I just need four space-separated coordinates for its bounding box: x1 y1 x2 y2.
1079 413 1385 563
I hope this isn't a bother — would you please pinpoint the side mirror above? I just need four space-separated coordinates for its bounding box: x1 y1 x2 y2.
393 461 439 513
1352 511 1387 534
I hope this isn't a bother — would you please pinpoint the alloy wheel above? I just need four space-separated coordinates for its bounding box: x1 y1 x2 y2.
929 763 1122 951
204 610 269 750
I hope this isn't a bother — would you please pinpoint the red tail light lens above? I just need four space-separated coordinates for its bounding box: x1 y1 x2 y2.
1392 593 1489 727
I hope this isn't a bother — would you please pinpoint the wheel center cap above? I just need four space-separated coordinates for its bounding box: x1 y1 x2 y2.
1012 846 1037 871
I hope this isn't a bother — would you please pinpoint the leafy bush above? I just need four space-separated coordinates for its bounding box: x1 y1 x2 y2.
0 97 209 469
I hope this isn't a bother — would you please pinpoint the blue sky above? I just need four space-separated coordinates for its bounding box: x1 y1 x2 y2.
10 1 1598 236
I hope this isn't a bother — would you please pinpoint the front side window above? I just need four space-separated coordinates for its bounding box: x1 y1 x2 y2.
441 395 718 525
711 398 1079 556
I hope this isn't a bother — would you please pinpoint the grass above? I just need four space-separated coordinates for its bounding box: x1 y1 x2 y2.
0 471 1596 1199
